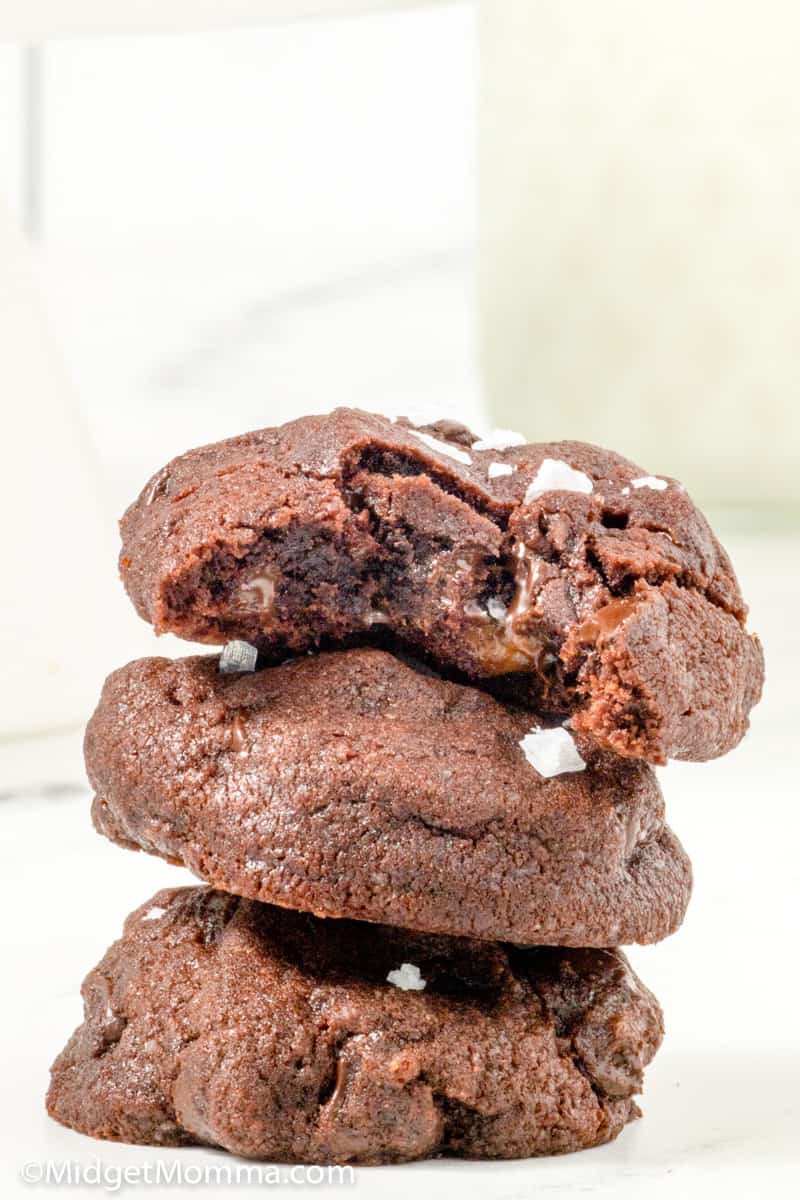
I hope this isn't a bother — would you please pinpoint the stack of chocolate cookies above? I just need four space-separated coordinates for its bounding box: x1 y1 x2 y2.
48 410 764 1164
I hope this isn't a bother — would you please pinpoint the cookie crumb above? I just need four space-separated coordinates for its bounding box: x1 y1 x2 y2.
525 459 593 503
488 461 515 479
410 431 472 466
520 727 587 778
631 476 668 491
387 963 426 991
472 429 526 451
219 641 258 674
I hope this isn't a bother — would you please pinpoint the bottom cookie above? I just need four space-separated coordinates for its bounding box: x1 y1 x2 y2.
47 887 663 1165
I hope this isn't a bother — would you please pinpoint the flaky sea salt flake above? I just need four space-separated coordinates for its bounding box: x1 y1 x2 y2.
524 459 593 503
472 429 526 451
410 431 472 466
387 963 426 991
631 476 668 491
487 461 515 479
142 906 167 921
219 640 258 674
520 726 586 778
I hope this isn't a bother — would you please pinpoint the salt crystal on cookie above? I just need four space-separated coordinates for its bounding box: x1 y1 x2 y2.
410 431 472 466
632 476 668 491
520 727 586 778
219 640 258 674
141 906 167 921
525 459 593 502
472 429 526 451
387 963 426 991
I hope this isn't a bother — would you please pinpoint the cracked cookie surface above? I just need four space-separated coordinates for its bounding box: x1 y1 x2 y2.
85 648 691 947
119 408 763 764
47 886 663 1163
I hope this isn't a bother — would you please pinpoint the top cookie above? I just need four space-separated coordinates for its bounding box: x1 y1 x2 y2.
120 408 763 763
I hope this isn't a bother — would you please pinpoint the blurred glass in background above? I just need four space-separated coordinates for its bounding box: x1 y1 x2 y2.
481 0 800 522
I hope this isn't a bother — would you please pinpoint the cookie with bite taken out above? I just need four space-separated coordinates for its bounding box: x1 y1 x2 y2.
118 408 763 764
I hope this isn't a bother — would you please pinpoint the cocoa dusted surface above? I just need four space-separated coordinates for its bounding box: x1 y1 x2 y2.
47 887 664 1164
119 408 763 765
85 648 691 947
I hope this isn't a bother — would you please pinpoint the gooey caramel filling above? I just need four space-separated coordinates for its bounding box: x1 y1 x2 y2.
462 543 545 676
576 598 640 643
460 546 641 680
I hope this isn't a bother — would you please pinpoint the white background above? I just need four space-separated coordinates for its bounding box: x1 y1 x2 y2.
0 3 798 1197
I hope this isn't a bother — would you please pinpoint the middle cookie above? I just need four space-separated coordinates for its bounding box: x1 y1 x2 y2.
85 647 691 947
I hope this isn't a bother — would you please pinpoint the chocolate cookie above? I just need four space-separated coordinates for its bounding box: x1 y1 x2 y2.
119 408 763 764
85 648 691 946
47 887 663 1163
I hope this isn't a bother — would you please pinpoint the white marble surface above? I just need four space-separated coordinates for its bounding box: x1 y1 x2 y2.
1 535 798 1198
